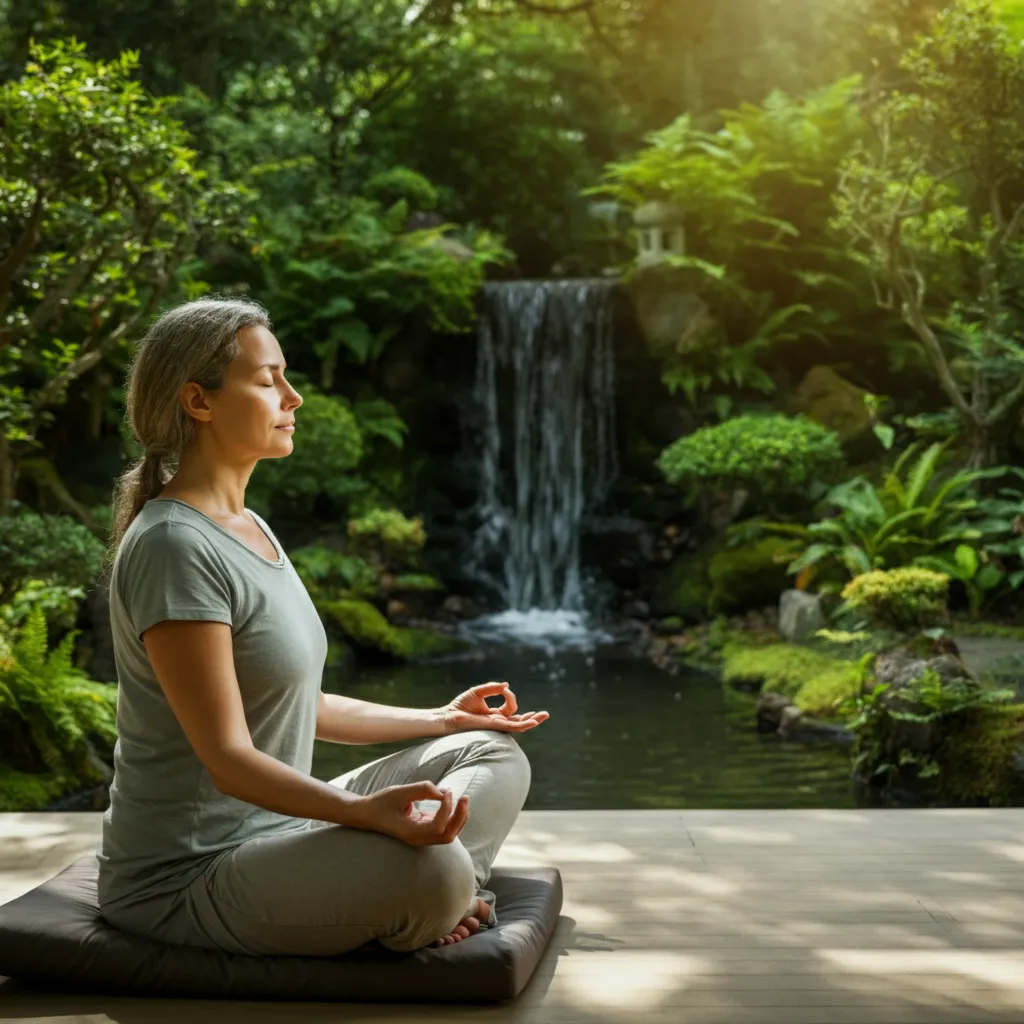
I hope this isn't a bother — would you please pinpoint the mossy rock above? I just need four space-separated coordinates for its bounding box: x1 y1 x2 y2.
792 366 873 444
649 550 713 620
939 704 1024 805
707 535 794 616
319 599 466 662
0 765 77 811
722 642 862 717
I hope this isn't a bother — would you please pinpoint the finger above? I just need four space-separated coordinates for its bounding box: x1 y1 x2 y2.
442 794 469 843
432 788 454 833
472 681 509 698
500 685 518 716
399 781 445 804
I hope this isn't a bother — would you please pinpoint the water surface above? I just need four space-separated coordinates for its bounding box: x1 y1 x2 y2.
315 648 855 810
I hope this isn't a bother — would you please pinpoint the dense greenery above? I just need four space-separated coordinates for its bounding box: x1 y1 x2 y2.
4 0 1024 809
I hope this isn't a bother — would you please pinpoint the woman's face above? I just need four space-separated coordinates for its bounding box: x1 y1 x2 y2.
187 325 303 462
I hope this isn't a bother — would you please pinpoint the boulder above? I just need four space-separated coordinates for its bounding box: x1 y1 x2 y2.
779 590 825 643
628 268 713 354
792 366 873 444
707 536 793 616
649 551 712 620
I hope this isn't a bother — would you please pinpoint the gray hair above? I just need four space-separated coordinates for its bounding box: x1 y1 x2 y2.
106 296 271 563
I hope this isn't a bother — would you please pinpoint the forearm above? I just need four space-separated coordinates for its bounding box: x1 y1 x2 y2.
211 745 368 827
315 692 449 745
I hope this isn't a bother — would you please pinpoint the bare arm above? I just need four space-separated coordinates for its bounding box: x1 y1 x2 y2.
144 620 372 827
315 692 448 745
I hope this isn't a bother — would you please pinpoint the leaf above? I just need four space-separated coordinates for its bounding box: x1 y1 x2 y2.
873 424 896 450
330 318 373 364
954 544 979 579
313 295 356 321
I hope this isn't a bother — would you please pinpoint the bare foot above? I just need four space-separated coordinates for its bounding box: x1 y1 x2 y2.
432 896 491 947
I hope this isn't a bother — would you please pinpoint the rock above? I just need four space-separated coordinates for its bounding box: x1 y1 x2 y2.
756 692 793 732
581 515 657 591
875 648 971 690
442 594 481 620
792 366 873 444
779 590 825 643
628 268 714 354
707 535 793 616
386 598 411 622
623 599 651 620
318 598 467 662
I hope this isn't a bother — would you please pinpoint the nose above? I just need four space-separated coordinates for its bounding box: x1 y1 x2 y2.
285 382 303 409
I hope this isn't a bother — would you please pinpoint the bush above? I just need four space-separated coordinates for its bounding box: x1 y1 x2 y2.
658 414 843 499
0 606 117 782
246 387 364 518
289 545 378 599
0 510 105 604
347 509 426 566
841 568 950 632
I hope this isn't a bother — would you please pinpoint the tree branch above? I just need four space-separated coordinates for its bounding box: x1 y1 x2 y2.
0 189 46 323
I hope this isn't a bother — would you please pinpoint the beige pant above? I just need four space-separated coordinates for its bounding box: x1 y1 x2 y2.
106 730 531 955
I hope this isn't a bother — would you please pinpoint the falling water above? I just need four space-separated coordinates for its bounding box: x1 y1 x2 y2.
468 279 618 616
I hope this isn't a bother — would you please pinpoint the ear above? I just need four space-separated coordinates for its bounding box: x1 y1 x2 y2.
179 382 213 424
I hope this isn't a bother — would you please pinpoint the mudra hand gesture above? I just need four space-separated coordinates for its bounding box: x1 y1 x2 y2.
441 681 549 735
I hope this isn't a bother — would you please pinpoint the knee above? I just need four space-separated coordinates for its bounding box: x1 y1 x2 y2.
380 841 476 953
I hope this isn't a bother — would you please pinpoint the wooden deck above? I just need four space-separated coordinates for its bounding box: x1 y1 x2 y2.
0 809 1023 1023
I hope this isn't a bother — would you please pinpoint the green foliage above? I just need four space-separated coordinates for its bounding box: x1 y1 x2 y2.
0 40 253 451
246 387 363 519
0 606 117 782
707 533 799 615
0 580 87 633
264 192 507 391
0 509 105 605
840 568 950 631
839 669 1018 791
658 415 843 499
722 641 864 716
833 0 1024 463
289 545 378 600
596 78 883 404
776 442 995 581
347 508 426 564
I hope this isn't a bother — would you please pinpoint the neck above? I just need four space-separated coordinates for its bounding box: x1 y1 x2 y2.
160 446 254 518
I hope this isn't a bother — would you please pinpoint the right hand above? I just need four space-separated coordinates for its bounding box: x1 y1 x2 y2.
352 782 469 847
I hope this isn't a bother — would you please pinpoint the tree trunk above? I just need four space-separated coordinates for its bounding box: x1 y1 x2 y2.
966 422 992 470
0 433 17 508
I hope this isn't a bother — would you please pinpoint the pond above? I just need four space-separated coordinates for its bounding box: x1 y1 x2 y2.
315 646 856 810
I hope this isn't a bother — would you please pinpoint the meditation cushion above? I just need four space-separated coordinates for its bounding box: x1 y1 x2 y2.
0 856 563 1003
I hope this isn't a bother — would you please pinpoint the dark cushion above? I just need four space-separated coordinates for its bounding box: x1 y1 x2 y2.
0 856 563 1003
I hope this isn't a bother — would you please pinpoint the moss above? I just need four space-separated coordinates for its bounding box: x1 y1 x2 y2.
707 535 793 616
941 704 1024 805
722 642 862 717
319 599 465 661
0 765 75 811
649 550 713 620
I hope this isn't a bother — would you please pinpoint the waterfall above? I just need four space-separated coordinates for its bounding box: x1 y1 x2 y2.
468 279 618 613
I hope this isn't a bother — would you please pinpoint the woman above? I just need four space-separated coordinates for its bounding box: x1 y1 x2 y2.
96 296 549 956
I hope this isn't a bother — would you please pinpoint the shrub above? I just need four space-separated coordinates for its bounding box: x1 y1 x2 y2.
658 414 843 499
289 545 377 599
0 510 105 604
841 568 950 632
0 606 117 782
347 508 426 566
246 387 364 518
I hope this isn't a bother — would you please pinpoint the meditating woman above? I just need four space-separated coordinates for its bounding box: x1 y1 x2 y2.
96 296 548 955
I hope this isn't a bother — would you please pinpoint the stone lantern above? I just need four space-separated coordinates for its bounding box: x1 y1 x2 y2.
633 201 685 267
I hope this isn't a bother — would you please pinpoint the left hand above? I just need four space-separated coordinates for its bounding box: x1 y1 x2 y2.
440 681 549 735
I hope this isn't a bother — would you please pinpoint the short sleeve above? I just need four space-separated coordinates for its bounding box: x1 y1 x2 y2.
120 521 235 640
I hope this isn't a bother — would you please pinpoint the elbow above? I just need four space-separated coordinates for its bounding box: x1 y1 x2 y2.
203 744 256 798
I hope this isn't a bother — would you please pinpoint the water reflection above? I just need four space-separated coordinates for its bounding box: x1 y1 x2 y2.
315 648 855 810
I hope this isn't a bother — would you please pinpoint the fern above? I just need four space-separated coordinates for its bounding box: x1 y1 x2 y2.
0 606 117 781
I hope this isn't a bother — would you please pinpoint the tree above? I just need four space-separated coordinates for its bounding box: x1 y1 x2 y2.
0 40 252 516
834 0 1024 467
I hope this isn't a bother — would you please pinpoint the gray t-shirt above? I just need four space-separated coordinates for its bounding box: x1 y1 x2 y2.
97 498 328 909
